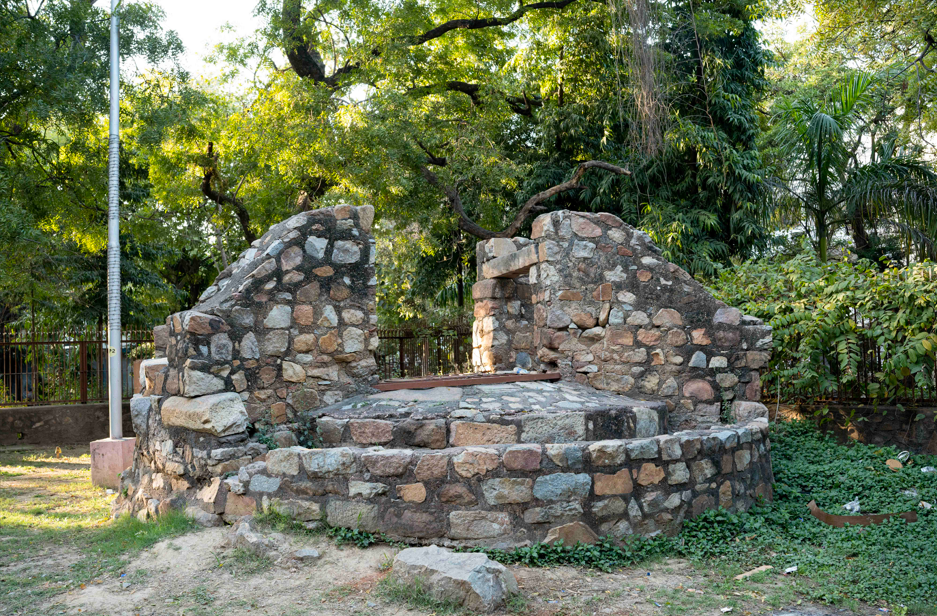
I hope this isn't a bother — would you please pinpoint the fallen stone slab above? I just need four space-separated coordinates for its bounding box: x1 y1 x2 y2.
391 545 518 612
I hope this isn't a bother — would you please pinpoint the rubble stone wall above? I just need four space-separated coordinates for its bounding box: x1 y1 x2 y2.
146 205 378 428
122 205 379 498
123 400 771 545
473 211 772 430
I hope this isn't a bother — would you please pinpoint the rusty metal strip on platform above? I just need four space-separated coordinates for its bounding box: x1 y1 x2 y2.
374 372 562 391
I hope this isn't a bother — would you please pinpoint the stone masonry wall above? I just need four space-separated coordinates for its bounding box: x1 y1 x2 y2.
473 211 773 430
146 205 378 429
116 206 774 546
120 205 379 502
121 406 771 545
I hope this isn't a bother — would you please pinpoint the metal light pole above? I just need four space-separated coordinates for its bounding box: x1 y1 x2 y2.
92 0 131 490
106 0 122 439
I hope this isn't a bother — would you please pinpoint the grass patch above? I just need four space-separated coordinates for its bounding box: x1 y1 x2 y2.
0 447 198 615
377 575 462 614
222 546 275 576
70 509 197 581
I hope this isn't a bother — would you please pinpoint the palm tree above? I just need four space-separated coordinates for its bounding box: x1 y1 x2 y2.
771 73 937 261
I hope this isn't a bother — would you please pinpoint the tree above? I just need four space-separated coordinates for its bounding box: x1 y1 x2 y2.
0 0 187 327
771 73 937 261
143 0 774 291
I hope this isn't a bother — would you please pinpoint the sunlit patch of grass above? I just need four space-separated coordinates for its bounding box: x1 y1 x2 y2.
0 447 197 616
223 547 275 576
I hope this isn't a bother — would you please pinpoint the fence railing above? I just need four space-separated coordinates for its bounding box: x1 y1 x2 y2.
0 327 153 407
376 324 472 380
1 323 474 407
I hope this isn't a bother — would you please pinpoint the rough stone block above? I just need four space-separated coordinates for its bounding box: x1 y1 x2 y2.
594 469 633 495
482 478 534 505
533 473 591 501
544 521 599 546
588 440 627 466
415 453 450 480
453 448 501 477
349 419 394 445
348 481 389 498
449 511 513 540
302 448 356 477
482 245 539 279
397 482 427 503
265 447 302 476
326 500 379 531
161 393 249 437
502 445 541 471
637 463 665 486
521 414 585 443
439 484 477 506
391 546 518 611
362 449 413 476
451 422 517 446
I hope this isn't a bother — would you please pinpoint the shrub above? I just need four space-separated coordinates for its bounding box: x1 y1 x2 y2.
709 247 937 403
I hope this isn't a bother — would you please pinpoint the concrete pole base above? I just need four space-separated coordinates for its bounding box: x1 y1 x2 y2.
90 437 136 490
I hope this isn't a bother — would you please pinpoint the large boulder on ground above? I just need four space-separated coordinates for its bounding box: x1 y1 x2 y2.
391 545 518 612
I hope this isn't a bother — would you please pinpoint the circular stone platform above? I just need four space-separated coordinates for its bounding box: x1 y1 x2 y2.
304 381 669 449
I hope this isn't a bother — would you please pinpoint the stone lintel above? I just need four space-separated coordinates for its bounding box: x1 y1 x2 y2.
482 245 539 279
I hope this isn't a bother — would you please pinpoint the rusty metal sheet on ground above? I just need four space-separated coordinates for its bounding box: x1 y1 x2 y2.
807 500 917 527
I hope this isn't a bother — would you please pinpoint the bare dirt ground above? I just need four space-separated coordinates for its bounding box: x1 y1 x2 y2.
1 446 873 616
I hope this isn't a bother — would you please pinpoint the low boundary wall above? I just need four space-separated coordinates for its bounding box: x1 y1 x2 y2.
119 408 771 545
0 403 133 446
774 403 937 454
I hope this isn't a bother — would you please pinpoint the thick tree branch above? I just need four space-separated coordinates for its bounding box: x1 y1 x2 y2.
200 142 256 245
422 160 630 239
409 81 543 115
282 0 328 82
406 0 582 46
281 0 586 95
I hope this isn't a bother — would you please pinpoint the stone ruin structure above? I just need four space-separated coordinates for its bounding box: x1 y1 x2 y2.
471 210 772 430
117 206 774 546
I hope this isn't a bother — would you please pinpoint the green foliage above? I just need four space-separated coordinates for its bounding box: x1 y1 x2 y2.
0 1 196 327
804 0 937 144
676 421 937 609
767 72 937 262
327 525 382 548
469 535 672 573
710 246 937 402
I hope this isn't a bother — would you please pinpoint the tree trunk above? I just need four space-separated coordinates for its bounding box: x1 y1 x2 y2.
850 210 871 256
817 213 829 261
456 232 464 308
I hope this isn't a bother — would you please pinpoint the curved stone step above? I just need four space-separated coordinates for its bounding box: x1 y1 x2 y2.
227 418 771 546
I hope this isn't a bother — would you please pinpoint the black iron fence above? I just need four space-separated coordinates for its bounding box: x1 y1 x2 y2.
376 323 472 380
1 323 474 406
0 327 153 407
